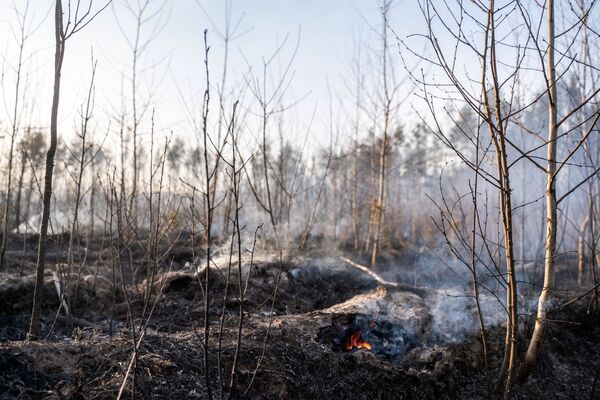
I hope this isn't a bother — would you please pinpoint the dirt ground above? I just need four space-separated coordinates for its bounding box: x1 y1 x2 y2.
0 234 599 399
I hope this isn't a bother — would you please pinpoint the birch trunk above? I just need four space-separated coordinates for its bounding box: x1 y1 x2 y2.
520 0 558 380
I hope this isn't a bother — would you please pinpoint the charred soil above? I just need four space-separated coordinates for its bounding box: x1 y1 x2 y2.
0 235 599 399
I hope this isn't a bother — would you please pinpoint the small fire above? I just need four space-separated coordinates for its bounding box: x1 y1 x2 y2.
344 331 372 351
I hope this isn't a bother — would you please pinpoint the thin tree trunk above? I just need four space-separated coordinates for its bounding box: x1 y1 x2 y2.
371 133 388 267
299 153 332 251
332 162 338 240
129 10 141 221
27 0 65 340
480 3 518 395
578 214 589 288
89 153 96 241
471 117 489 389
118 115 126 238
14 149 27 235
227 103 243 399
261 108 279 252
201 30 214 400
371 0 392 267
520 0 558 381
351 142 359 251
588 189 598 312
364 131 376 255
68 61 96 279
0 4 29 269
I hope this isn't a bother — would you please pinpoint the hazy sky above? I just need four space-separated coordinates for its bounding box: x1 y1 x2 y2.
0 1 427 153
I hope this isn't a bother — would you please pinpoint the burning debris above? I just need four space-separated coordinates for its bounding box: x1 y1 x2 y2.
311 286 430 361
345 330 372 351
311 284 495 362
320 314 415 358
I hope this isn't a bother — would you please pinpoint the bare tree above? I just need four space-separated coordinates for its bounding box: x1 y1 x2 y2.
347 34 366 251
27 0 110 341
200 29 214 400
196 0 249 237
409 1 524 396
0 0 35 269
363 0 409 266
242 31 301 255
520 0 600 380
519 0 559 380
370 0 393 267
113 0 168 221
299 85 335 251
409 1 600 396
63 54 107 306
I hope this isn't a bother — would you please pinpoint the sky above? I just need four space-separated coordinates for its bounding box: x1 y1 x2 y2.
0 0 429 154
0 0 578 159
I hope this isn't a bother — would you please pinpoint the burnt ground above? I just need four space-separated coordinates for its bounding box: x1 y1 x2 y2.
0 234 599 399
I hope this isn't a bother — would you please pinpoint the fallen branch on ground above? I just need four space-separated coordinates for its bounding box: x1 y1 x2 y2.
339 257 400 287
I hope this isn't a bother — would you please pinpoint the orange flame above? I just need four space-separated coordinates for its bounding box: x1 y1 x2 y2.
344 331 372 351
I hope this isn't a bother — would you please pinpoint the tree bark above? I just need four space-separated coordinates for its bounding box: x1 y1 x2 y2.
520 0 558 381
479 3 518 395
27 0 65 340
578 214 589 288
